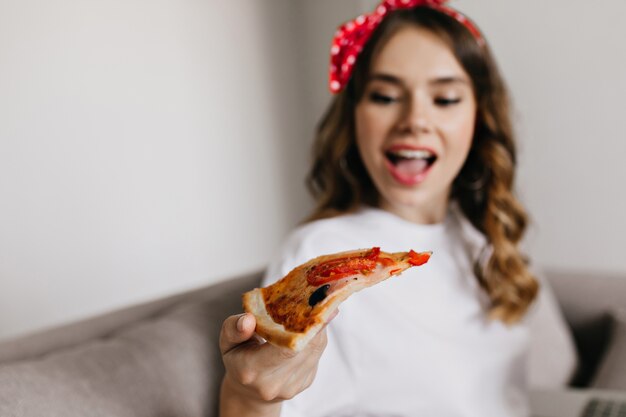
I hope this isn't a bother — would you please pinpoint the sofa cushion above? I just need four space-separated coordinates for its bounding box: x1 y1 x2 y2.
0 274 259 417
591 309 626 390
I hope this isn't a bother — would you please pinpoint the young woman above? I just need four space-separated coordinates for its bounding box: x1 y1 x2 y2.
219 1 574 416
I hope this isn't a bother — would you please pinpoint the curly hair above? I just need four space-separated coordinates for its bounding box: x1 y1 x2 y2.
306 8 538 323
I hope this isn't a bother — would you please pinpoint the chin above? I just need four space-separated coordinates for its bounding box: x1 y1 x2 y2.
379 182 451 222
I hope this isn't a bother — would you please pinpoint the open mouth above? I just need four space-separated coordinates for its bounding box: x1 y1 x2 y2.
384 148 437 185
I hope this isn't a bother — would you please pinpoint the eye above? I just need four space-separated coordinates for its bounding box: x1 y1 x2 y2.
434 97 462 106
369 92 400 105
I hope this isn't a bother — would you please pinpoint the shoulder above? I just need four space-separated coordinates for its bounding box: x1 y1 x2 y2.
525 266 578 387
262 210 376 285
279 211 370 261
290 211 370 246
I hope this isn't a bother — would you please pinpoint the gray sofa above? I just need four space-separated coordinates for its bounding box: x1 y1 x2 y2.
0 269 625 417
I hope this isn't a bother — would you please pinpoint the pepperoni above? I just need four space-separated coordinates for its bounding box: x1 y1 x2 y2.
307 247 383 286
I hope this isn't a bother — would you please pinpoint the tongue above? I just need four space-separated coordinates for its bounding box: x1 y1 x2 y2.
395 159 428 177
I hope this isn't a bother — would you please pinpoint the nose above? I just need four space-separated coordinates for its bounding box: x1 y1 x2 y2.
397 93 431 135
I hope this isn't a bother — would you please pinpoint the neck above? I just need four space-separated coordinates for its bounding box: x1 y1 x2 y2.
378 197 449 225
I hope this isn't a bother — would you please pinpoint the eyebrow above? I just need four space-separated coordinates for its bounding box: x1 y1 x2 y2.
368 73 469 87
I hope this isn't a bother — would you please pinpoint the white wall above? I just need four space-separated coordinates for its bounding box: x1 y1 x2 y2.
0 0 310 341
294 0 370 140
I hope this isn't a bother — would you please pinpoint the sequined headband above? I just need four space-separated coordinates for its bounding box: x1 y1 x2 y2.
329 0 484 94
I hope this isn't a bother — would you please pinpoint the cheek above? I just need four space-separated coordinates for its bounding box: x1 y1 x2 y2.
456 118 475 154
437 118 475 178
444 108 476 156
355 105 395 152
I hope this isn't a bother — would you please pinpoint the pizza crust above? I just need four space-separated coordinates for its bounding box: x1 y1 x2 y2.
243 288 326 351
243 276 378 351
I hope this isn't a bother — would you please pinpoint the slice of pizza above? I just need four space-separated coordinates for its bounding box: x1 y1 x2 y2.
242 247 431 351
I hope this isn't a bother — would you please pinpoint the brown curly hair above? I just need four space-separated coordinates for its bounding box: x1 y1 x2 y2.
306 8 538 323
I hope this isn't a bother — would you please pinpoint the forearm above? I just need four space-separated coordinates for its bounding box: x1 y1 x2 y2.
219 375 282 417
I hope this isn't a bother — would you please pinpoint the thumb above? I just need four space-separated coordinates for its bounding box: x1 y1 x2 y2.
219 313 257 355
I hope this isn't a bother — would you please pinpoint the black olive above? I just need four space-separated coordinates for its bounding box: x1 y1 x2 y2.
308 284 330 307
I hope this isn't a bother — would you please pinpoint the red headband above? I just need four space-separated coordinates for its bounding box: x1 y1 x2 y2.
329 0 485 94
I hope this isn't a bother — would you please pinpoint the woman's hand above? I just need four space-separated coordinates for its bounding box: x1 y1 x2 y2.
218 312 331 417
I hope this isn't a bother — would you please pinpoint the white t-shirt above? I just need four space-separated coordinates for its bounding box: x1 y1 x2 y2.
262 206 575 417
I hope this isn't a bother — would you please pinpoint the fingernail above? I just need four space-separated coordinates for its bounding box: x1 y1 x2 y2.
237 314 247 332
